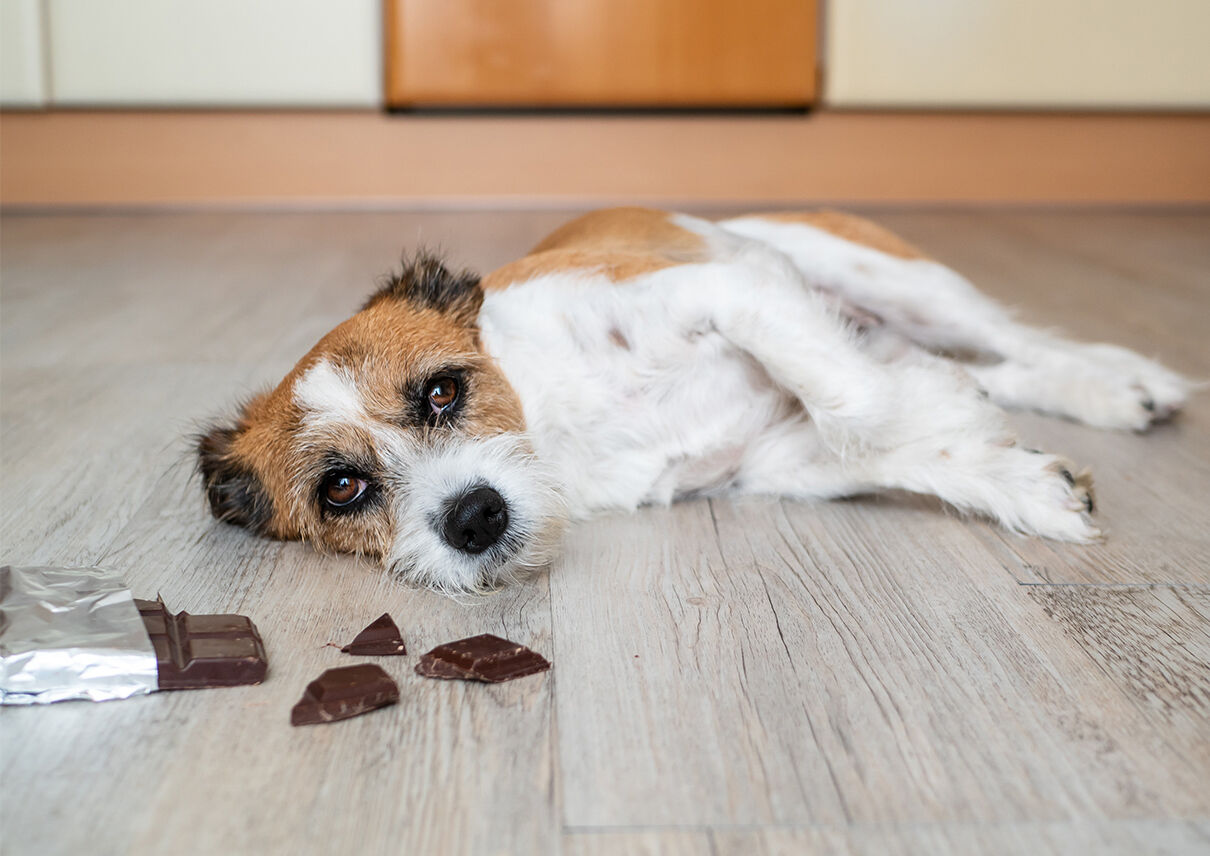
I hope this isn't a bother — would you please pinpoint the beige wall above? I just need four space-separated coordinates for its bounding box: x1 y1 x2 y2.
825 0 1210 109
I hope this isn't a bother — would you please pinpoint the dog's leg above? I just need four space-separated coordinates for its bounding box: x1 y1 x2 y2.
668 261 1100 542
719 212 1191 431
731 411 1097 544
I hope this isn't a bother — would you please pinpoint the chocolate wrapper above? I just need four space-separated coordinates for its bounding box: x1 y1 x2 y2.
0 564 157 705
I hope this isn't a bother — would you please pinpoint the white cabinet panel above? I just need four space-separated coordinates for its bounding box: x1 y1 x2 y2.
1 0 47 107
826 0 1210 108
48 0 381 106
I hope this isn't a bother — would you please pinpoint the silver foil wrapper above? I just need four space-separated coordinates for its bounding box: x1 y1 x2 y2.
0 564 157 704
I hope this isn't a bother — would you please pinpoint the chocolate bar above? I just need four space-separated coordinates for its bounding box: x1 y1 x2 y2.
135 598 268 690
291 664 399 726
341 613 406 656
415 634 550 683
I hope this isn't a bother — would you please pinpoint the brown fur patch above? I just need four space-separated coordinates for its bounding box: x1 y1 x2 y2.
482 248 682 290
204 295 524 558
482 207 709 291
747 210 927 260
530 207 706 257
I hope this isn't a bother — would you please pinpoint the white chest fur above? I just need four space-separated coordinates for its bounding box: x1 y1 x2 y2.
479 272 798 517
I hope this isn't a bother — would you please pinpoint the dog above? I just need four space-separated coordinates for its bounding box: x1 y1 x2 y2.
197 208 1190 592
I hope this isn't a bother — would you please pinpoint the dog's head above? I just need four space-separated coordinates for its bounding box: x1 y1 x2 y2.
197 252 565 592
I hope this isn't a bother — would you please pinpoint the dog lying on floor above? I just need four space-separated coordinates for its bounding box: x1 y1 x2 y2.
197 208 1190 592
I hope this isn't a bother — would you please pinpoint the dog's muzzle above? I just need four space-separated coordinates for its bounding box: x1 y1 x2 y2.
440 485 509 554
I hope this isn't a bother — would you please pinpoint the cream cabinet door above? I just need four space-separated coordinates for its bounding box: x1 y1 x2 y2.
1 0 47 107
47 0 382 106
826 0 1210 108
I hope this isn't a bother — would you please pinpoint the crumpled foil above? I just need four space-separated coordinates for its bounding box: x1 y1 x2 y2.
0 564 157 705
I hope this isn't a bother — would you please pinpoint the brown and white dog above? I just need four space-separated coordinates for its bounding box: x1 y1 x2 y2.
197 208 1189 592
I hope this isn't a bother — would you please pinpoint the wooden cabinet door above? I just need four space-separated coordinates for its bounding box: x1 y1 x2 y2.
386 0 817 107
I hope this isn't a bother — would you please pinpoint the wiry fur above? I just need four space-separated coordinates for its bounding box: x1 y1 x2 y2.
196 415 275 534
364 249 483 324
380 433 566 594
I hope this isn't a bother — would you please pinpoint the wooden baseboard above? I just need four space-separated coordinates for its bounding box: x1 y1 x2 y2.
2 110 1208 207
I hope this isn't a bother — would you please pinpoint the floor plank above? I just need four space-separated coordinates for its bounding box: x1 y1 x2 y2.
0 364 241 566
710 820 1210 856
564 819 1210 856
563 830 713 856
1026 586 1210 770
551 502 852 828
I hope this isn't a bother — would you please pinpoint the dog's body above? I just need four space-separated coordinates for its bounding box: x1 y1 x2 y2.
199 208 1190 591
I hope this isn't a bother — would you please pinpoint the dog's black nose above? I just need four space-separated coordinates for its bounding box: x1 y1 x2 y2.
441 486 509 554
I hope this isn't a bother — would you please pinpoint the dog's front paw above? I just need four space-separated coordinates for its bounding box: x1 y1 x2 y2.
1002 451 1101 543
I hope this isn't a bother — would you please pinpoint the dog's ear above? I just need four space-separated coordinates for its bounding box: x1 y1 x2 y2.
364 250 483 326
196 410 274 535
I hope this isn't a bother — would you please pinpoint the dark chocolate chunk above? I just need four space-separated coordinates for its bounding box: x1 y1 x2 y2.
341 613 406 656
290 664 399 726
415 634 550 683
135 597 268 690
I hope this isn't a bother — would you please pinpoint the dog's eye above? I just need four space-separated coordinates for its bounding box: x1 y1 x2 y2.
323 473 367 507
427 377 459 413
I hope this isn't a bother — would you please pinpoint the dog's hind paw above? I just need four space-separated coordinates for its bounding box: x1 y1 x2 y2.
1055 343 1191 431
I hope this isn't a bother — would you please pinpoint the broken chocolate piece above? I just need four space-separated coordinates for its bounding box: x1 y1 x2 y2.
415 634 550 683
135 597 268 690
341 613 406 656
290 664 399 726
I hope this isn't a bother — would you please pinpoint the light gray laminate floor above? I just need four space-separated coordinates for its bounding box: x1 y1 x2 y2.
1 209 1208 856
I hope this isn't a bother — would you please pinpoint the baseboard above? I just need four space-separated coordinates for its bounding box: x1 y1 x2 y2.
2 110 1208 207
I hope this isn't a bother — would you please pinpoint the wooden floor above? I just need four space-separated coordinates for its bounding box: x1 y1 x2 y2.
2 209 1208 856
